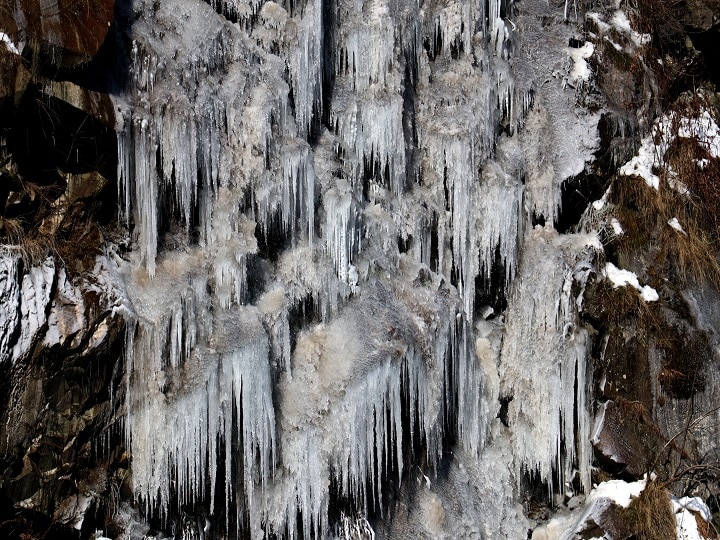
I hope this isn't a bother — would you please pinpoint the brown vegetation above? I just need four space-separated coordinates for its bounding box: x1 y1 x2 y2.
621 480 677 540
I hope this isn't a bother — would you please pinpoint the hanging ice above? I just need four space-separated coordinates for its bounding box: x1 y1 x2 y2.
500 227 601 495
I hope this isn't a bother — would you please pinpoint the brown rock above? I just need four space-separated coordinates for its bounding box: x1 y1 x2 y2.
681 0 720 32
44 81 115 127
0 0 115 70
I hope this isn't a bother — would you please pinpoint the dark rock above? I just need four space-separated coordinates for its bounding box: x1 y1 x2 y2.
681 0 720 33
0 0 115 72
592 400 666 477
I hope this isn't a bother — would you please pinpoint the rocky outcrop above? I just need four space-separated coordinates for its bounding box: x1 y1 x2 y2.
0 0 114 72
0 1 125 538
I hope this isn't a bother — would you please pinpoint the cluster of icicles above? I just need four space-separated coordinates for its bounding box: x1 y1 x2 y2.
114 0 597 536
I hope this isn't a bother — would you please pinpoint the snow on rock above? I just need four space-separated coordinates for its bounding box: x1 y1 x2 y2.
605 262 659 302
609 10 651 47
677 111 720 158
567 41 594 85
0 31 20 55
619 135 661 189
674 496 713 540
532 478 647 540
669 217 687 235
534 482 715 540
619 108 720 190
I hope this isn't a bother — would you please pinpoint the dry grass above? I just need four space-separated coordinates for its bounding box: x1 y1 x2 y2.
610 143 720 289
0 217 24 244
622 480 677 540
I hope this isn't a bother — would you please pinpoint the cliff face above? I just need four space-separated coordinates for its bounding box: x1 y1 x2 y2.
0 0 719 539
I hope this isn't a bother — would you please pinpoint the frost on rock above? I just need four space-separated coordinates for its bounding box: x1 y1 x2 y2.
500 227 600 495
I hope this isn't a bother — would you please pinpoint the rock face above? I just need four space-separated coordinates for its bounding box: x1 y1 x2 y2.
0 0 719 539
0 2 125 538
0 0 114 70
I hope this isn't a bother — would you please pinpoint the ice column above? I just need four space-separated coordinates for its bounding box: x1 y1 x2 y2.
500 227 599 494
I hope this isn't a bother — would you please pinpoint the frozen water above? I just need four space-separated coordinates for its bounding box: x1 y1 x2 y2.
500 227 600 495
104 0 609 536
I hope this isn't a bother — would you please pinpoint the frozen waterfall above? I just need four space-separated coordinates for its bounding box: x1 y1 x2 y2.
108 0 603 536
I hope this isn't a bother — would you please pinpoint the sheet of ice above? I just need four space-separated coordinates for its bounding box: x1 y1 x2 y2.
12 258 55 361
0 253 21 363
43 267 86 349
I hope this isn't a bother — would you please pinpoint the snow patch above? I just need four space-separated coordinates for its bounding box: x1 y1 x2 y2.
668 217 686 235
605 262 659 302
0 31 20 55
567 42 594 84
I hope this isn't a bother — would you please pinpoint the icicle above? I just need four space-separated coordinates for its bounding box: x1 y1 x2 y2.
126 296 276 522
336 0 395 93
259 274 479 537
288 0 323 137
282 141 316 246
209 0 265 20
427 0 477 59
332 93 406 196
477 154 524 284
259 286 293 375
131 115 159 277
499 227 600 495
324 180 361 283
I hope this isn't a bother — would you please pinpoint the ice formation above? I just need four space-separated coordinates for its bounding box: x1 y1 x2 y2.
500 228 600 496
105 0 610 535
